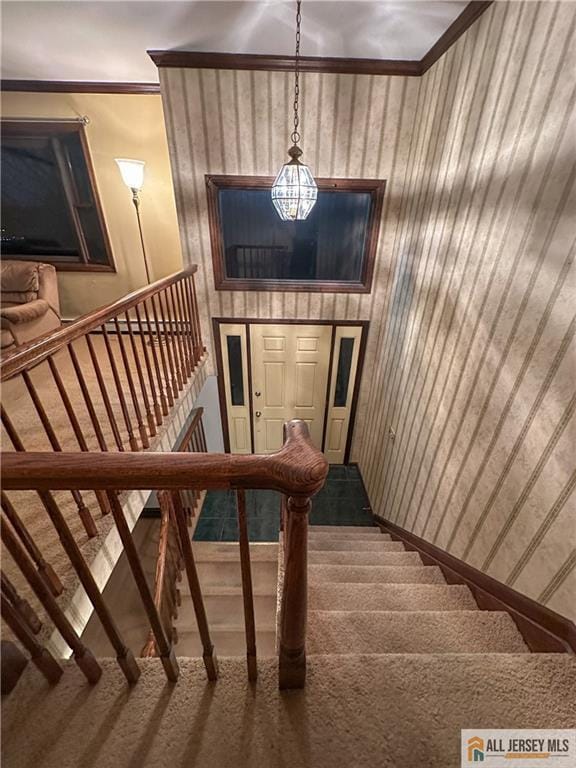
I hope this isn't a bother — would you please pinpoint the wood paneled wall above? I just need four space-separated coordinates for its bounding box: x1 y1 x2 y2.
159 1 575 620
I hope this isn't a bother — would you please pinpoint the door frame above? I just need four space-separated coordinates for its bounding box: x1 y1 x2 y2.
213 317 369 462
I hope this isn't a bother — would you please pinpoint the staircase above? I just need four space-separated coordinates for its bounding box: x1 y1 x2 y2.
306 524 529 655
174 542 278 656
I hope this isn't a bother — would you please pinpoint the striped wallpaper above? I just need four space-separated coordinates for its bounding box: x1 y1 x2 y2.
159 1 576 621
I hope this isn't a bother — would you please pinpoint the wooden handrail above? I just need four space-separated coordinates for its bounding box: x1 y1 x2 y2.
1 421 328 496
1 420 327 690
0 266 198 380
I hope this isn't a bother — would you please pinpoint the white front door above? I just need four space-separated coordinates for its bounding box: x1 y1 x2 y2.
250 324 332 454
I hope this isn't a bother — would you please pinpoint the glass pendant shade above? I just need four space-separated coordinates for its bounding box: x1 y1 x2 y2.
271 146 318 221
115 158 145 190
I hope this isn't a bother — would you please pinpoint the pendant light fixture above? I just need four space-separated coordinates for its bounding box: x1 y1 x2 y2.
271 0 318 221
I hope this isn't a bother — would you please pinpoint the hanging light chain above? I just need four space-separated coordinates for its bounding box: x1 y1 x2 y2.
291 0 302 145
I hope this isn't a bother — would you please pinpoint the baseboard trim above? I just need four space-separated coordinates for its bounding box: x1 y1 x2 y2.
373 515 576 655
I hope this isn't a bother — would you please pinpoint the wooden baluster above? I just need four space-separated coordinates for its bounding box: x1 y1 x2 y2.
122 313 157 438
47 356 111 517
184 277 202 365
106 492 179 681
278 494 310 690
179 279 195 376
67 343 110 452
198 419 208 452
39 490 141 684
236 490 257 681
168 284 187 383
84 336 126 451
168 285 187 387
183 276 201 365
1 514 102 683
159 290 182 392
12 376 98 538
1 571 42 634
111 319 149 449
171 491 217 681
174 282 192 378
188 274 203 362
150 294 177 402
134 304 163 425
1 491 63 596
99 326 140 451
1 593 63 685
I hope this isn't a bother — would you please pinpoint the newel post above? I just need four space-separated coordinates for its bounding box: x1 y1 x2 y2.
279 493 310 690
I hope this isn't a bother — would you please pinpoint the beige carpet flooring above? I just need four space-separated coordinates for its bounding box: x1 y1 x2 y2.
1 334 205 639
3 525 576 767
2 655 575 768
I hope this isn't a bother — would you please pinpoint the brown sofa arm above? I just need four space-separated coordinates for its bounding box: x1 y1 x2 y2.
37 263 60 317
0 299 50 324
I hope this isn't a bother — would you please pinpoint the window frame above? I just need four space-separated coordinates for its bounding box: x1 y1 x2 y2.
1 120 116 273
206 174 385 293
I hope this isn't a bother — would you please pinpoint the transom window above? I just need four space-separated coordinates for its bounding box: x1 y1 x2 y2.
206 175 385 293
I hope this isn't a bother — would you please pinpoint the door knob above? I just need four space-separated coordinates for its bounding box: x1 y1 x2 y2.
255 411 262 417
254 391 261 397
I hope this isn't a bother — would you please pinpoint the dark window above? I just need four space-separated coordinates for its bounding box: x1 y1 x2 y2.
1 121 114 271
226 335 245 406
334 337 355 407
207 175 385 293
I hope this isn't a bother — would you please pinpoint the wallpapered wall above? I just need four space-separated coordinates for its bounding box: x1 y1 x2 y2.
358 0 576 621
159 1 575 620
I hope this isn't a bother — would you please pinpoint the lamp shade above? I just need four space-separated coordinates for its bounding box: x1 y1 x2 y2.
115 158 145 190
271 160 318 221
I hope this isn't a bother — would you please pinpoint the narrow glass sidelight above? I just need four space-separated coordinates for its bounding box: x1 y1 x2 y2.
334 337 355 407
226 336 245 406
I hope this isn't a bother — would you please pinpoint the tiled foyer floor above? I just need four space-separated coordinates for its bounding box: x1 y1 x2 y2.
193 464 373 542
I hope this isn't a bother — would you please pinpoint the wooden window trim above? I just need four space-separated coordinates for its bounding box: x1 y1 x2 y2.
1 120 116 273
206 174 385 294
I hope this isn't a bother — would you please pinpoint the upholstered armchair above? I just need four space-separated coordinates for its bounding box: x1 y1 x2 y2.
1 260 61 350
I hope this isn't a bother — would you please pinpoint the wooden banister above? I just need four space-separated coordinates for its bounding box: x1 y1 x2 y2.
1 421 328 496
0 266 198 381
0 420 327 690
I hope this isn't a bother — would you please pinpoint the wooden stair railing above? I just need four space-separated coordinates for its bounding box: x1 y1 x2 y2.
1 266 204 541
141 407 207 658
1 420 328 690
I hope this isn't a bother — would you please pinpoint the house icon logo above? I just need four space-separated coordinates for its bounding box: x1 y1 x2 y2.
467 736 485 762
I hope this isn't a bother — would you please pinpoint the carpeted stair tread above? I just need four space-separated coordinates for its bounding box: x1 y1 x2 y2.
307 611 529 654
309 538 400 551
5 656 575 768
176 628 277 656
309 563 446 584
309 551 422 566
309 582 478 611
309 531 391 541
311 539 405 551
309 525 380 533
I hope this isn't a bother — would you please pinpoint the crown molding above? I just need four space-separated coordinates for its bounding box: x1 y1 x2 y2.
149 2 492 78
0 80 160 94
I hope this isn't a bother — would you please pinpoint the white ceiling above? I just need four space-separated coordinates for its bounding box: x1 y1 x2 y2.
1 1 468 84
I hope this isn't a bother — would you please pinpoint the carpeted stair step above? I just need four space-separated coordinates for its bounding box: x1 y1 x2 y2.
307 611 529 654
309 525 380 534
177 589 277 627
310 540 406 552
176 627 277 656
308 582 478 611
309 551 422 566
309 538 400 551
309 564 446 584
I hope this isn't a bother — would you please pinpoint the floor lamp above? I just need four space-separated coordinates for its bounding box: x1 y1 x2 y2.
115 158 152 284
115 158 165 345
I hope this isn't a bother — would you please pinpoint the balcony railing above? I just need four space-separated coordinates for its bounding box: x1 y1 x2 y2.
1 420 328 689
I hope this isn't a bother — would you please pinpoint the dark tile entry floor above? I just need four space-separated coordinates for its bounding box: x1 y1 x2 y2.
193 464 373 542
